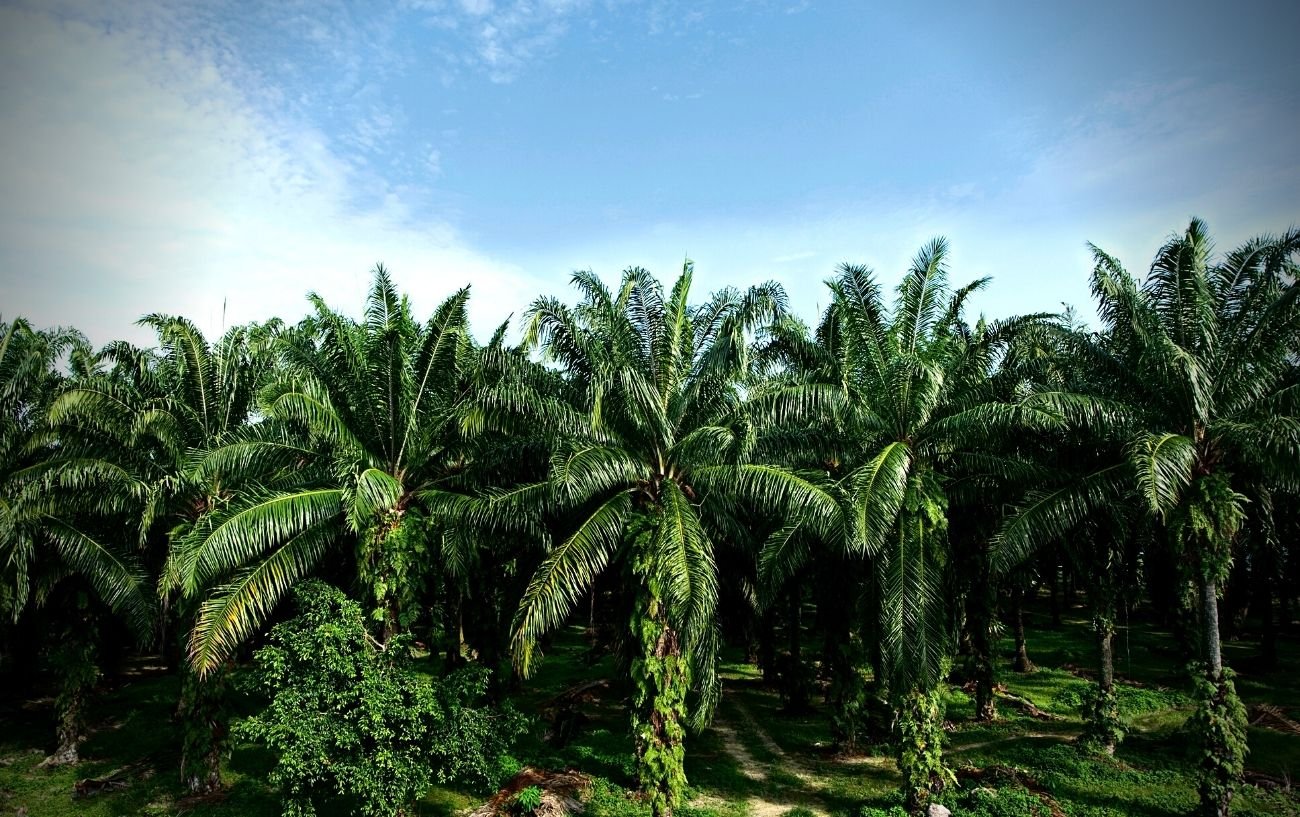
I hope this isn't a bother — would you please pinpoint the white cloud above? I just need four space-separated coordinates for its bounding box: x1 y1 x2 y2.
408 0 595 83
0 5 541 346
459 0 495 15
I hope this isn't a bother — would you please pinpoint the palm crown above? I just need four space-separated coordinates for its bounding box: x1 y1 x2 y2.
173 268 505 674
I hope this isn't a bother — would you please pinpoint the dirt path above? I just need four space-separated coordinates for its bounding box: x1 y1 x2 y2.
730 699 825 790
696 699 831 817
709 716 765 783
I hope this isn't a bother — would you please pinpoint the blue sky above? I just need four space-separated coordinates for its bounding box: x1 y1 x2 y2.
2 0 1297 345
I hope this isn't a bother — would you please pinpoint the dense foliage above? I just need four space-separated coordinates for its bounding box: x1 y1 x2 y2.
1 218 1296 817
238 581 525 817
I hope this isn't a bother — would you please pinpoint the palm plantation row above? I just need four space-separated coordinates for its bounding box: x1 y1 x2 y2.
2 219 1297 817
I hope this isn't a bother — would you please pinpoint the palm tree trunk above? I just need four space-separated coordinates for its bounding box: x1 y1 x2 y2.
1011 586 1035 673
1083 610 1122 755
1196 576 1247 817
443 593 463 669
758 607 777 685
1049 566 1061 627
633 600 688 817
972 606 997 722
896 684 949 814
1259 567 1277 669
179 666 228 794
41 634 98 767
783 586 811 713
1099 621 1114 690
1203 578 1222 680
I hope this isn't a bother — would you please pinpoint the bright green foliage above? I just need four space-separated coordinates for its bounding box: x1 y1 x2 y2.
756 242 1061 804
894 683 954 812
507 265 811 810
238 582 526 817
0 319 153 636
512 785 544 813
959 786 1052 817
992 221 1299 816
1189 668 1248 817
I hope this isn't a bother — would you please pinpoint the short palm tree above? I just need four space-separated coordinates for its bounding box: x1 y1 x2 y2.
48 314 276 788
508 265 815 816
996 220 1300 816
0 319 154 764
174 267 525 676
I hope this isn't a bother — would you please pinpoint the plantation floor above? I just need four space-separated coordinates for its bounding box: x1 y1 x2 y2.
4 607 1300 816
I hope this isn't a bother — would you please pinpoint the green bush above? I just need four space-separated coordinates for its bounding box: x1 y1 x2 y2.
857 807 908 817
959 786 1051 817
237 581 527 817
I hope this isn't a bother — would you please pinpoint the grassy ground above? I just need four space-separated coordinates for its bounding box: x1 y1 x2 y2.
3 606 1299 816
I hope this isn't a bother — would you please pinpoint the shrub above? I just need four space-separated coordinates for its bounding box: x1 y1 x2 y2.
512 785 544 814
857 808 908 817
959 786 1052 817
237 581 527 817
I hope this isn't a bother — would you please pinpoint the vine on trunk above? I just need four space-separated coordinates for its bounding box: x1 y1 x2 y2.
629 516 689 817
895 684 954 813
1190 667 1248 817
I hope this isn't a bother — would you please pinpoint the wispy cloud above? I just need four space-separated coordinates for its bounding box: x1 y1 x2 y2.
406 0 594 83
0 4 541 345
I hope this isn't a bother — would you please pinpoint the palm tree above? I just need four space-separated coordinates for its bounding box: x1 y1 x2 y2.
996 220 1300 816
508 264 815 816
764 244 1061 811
0 319 154 765
173 266 535 676
48 315 276 788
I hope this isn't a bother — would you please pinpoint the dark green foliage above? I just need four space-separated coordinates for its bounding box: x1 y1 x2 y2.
958 786 1051 817
179 665 230 793
237 582 526 817
1078 682 1124 754
1190 668 1248 817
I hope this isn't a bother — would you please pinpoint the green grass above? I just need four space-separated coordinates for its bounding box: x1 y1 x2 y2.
4 612 1300 816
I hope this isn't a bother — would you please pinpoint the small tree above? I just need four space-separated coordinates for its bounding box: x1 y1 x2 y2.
239 581 526 817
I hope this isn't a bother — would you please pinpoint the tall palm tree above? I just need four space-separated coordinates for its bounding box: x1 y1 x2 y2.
996 220 1300 816
508 265 815 816
763 244 1061 811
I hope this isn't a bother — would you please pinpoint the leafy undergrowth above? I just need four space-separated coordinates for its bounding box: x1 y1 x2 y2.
4 616 1300 816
